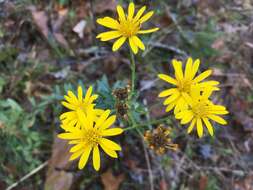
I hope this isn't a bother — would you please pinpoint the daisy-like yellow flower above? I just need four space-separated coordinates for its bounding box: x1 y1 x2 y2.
158 57 220 114
175 86 229 138
60 86 103 129
96 2 159 54
58 109 123 171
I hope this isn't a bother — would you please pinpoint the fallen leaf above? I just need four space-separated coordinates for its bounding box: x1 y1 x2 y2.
101 169 125 190
73 20 87 39
159 179 168 190
0 121 4 129
212 38 225 50
28 6 69 48
28 6 49 38
45 136 74 190
199 175 208 190
234 174 253 190
95 0 117 14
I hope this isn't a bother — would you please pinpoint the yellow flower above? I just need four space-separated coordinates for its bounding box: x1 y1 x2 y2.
60 86 103 129
175 86 229 138
158 57 219 114
96 2 159 54
58 109 123 171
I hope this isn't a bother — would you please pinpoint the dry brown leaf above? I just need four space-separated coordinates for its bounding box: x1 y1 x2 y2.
95 0 117 14
44 170 73 190
28 6 49 38
101 169 125 190
212 38 225 50
45 136 74 190
234 174 253 190
28 6 69 48
199 175 208 190
73 20 87 39
159 179 169 190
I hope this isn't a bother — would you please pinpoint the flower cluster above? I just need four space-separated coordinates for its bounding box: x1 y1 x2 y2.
58 86 123 171
57 2 229 171
158 58 229 138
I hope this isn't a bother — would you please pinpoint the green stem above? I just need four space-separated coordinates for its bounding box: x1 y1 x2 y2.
124 117 169 131
130 50 136 98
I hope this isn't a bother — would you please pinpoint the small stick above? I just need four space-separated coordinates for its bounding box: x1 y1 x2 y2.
138 131 154 190
6 161 48 190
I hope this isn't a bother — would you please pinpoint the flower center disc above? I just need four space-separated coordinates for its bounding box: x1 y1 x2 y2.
192 101 209 118
119 19 140 37
85 129 101 146
178 80 191 93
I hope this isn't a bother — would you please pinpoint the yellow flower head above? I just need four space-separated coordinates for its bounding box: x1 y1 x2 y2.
158 57 219 114
175 86 229 138
96 2 159 54
58 109 123 171
60 86 103 129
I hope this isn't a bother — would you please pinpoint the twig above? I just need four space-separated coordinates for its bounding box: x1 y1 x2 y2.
6 161 48 190
138 130 154 190
151 42 188 57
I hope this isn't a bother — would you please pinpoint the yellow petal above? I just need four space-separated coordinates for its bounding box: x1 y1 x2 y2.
101 138 121 151
175 110 191 119
133 6 146 21
78 145 92 169
112 36 127 51
184 57 193 79
64 95 76 104
128 2 135 20
174 97 188 114
129 37 138 54
58 132 84 140
196 118 203 138
60 111 76 120
187 118 196 134
96 31 122 41
84 86 92 102
163 92 180 105
193 70 212 83
139 11 154 23
158 88 178 97
67 91 78 103
102 128 123 136
203 117 214 136
172 59 184 81
87 94 99 104
166 103 176 112
70 142 86 153
132 36 145 50
77 86 83 101
117 5 126 21
198 80 219 87
181 112 194 124
101 115 116 129
189 59 200 79
181 92 193 107
69 148 84 161
210 110 229 115
95 110 111 128
138 28 159 34
61 101 76 110
208 115 227 125
93 145 100 171
99 143 118 158
158 74 177 85
96 17 119 29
